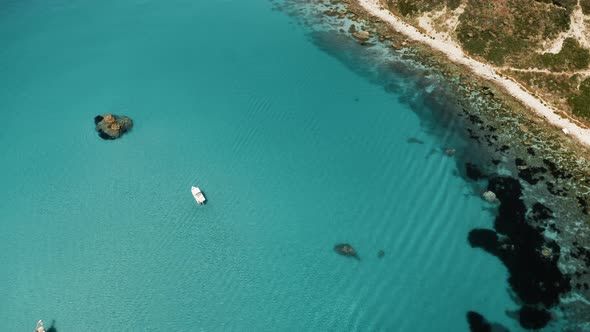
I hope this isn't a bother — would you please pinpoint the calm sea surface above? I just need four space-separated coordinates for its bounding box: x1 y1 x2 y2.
0 0 523 330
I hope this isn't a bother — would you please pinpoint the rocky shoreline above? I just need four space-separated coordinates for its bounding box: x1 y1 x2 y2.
275 0 590 330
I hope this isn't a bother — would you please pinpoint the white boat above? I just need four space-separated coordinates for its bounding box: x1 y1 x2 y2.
35 320 45 332
191 186 206 205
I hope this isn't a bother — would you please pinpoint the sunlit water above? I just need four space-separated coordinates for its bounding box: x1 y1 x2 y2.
0 0 522 330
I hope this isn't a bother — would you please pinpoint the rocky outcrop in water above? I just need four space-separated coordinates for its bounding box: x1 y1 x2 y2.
482 191 497 203
352 31 371 41
407 137 424 144
94 114 133 140
444 148 456 156
465 162 485 180
468 176 571 329
466 311 509 332
518 306 552 330
334 243 359 260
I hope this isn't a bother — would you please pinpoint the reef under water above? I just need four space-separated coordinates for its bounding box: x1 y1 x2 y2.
468 176 571 328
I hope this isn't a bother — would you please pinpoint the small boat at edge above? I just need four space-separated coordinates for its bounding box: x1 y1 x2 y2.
35 320 45 332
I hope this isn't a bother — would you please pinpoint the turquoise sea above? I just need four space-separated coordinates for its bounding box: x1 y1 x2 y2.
0 0 524 330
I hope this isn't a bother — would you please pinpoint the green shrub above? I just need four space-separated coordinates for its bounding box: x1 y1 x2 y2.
447 0 462 10
534 0 576 12
396 0 419 15
568 78 590 118
538 38 590 71
389 0 461 16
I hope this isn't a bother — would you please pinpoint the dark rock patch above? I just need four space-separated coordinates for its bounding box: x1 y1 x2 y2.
515 158 547 185
577 196 589 214
98 130 114 140
468 176 571 329
518 306 551 330
487 177 526 235
468 229 499 254
334 243 360 260
407 137 424 144
468 114 484 125
526 147 535 156
466 311 491 332
571 245 590 268
530 202 553 222
467 128 480 141
466 311 509 332
546 182 568 197
543 159 572 180
466 162 486 180
481 86 495 97
517 166 547 185
547 223 560 234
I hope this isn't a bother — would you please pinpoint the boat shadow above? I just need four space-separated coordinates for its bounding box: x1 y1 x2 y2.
46 320 57 332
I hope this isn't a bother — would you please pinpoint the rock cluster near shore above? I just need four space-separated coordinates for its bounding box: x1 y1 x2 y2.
468 176 571 329
466 311 509 332
94 114 133 140
352 31 371 41
482 190 497 203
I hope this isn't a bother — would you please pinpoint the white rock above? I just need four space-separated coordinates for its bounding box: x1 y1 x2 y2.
482 191 497 203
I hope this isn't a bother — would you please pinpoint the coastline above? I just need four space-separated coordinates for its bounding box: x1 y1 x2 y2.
355 0 590 148
278 0 590 329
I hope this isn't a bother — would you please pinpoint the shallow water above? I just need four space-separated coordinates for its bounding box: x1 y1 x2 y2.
0 0 523 330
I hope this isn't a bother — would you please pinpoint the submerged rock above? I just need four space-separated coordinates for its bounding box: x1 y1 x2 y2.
482 191 497 203
466 312 491 332
518 306 552 330
444 148 456 156
466 311 509 332
377 250 385 258
468 176 571 329
465 162 485 180
407 137 424 144
334 243 359 260
94 114 133 140
352 31 371 41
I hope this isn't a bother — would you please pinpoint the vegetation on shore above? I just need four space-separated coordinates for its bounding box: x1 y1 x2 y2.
538 38 590 71
383 0 590 122
568 78 590 118
455 0 570 67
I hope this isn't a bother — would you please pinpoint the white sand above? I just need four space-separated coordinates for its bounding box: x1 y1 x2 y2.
357 0 590 147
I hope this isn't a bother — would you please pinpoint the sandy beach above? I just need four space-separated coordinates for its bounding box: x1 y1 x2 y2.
357 0 590 147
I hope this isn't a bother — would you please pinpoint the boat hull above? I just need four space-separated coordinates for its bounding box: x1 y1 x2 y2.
191 186 206 205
